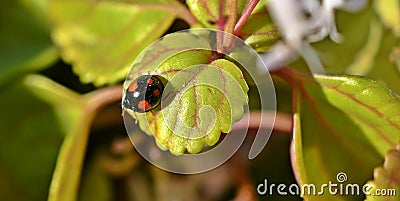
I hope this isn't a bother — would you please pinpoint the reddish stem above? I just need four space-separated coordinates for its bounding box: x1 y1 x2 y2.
215 0 227 53
233 0 260 36
85 85 123 113
216 0 226 31
232 111 292 133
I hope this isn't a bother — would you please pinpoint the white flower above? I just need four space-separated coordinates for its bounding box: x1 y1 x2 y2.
261 0 367 73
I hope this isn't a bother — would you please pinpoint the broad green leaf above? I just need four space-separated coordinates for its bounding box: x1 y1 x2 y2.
128 54 249 155
365 143 400 201
49 0 178 86
290 111 307 184
0 75 82 201
0 0 57 86
186 0 249 29
238 2 279 52
284 69 400 201
125 31 212 79
374 0 400 37
123 31 249 155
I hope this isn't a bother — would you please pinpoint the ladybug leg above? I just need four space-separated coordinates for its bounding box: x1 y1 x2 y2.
133 111 139 123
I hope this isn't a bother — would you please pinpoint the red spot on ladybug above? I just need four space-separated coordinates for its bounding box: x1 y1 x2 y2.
137 100 151 111
147 78 154 85
153 89 160 96
122 75 165 113
128 81 138 92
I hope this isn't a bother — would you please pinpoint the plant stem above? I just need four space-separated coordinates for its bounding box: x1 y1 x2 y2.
85 85 123 113
216 0 225 31
215 0 227 53
232 111 292 133
225 0 239 34
234 0 260 36
48 85 123 201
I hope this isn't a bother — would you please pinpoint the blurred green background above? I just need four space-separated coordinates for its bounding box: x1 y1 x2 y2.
0 0 399 201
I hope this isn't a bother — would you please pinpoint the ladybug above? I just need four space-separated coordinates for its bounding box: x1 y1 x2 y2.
123 75 164 113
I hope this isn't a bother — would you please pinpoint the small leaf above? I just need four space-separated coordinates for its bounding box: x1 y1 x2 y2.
0 0 57 86
129 53 249 155
365 142 400 201
187 0 279 51
49 0 178 86
282 69 400 201
186 0 249 29
238 2 279 52
374 0 400 37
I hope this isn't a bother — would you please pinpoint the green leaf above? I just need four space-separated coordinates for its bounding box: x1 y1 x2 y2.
126 31 212 79
238 2 279 52
21 75 87 201
283 69 400 200
26 75 83 133
49 0 178 86
123 31 249 155
186 0 249 29
374 0 400 37
128 53 249 155
47 85 121 201
186 0 279 51
365 142 400 201
0 0 57 86
0 75 82 201
14 75 119 201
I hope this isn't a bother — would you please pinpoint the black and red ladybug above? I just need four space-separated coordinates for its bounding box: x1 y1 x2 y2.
123 75 165 113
